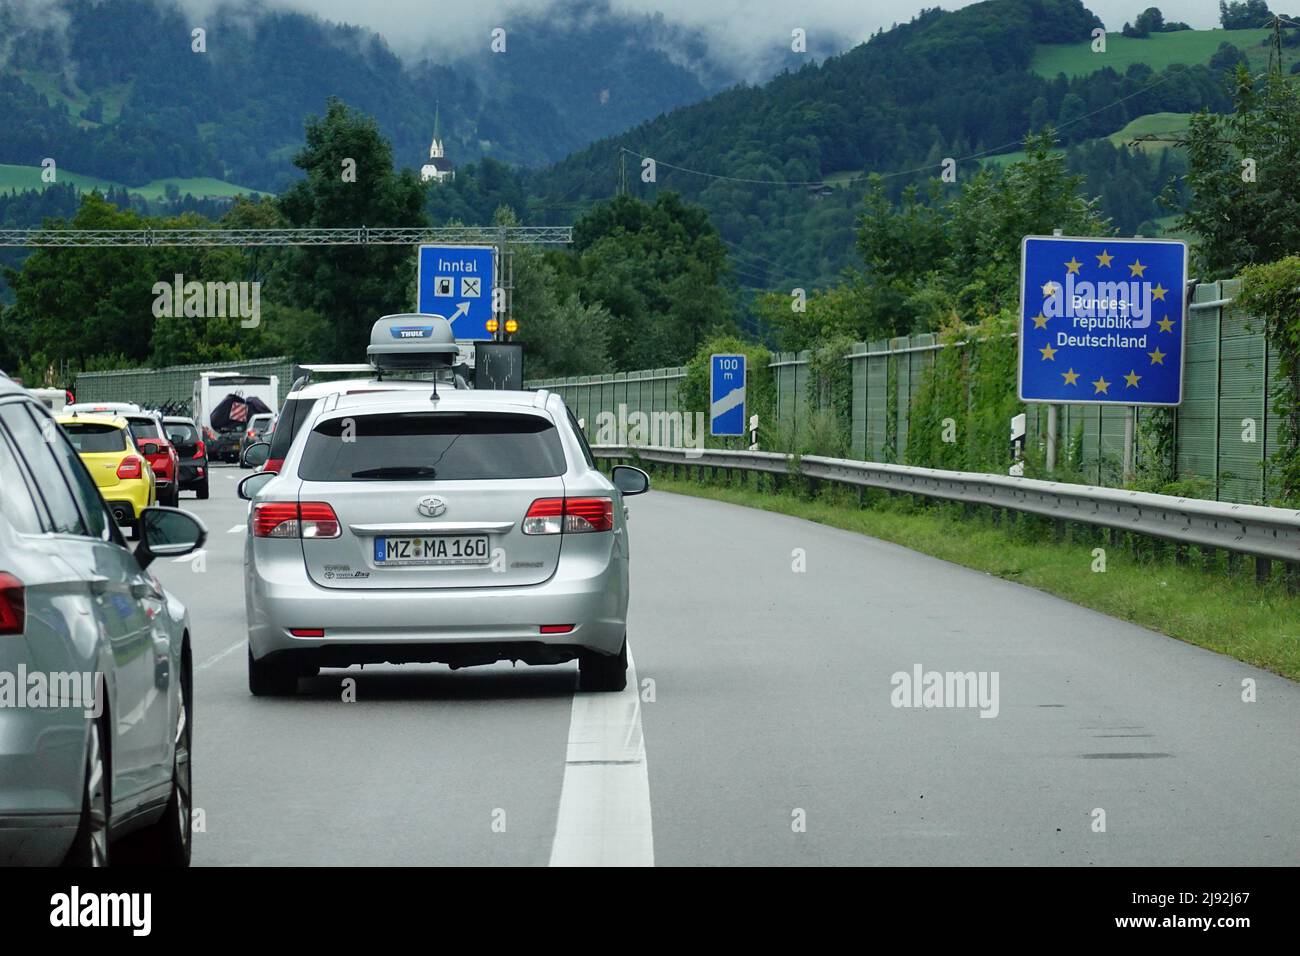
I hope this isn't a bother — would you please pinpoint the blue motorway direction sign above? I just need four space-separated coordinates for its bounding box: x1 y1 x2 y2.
1018 235 1187 406
710 354 746 436
417 244 496 340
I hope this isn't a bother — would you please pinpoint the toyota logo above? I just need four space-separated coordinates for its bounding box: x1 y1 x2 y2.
416 496 447 518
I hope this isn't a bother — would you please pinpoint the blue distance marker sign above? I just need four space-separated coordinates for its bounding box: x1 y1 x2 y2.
416 244 496 340
1018 235 1187 406
710 353 746 436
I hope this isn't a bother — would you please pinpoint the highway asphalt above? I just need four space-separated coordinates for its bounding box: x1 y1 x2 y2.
150 465 1300 866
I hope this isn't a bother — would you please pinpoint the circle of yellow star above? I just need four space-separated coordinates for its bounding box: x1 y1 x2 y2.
1157 316 1175 333
1095 249 1113 268
1129 260 1147 277
1124 369 1141 388
1039 343 1057 361
1031 313 1049 329
1064 257 1082 274
1092 376 1110 394
1151 283 1168 301
1062 368 1080 385
1148 347 1166 365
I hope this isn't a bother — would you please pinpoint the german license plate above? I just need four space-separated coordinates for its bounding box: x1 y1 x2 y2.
374 535 490 566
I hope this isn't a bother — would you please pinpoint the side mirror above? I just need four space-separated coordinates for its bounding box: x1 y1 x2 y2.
241 441 271 469
138 440 161 456
134 507 207 570
238 472 276 501
612 464 650 496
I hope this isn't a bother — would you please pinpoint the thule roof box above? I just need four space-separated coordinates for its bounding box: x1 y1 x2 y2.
367 314 459 372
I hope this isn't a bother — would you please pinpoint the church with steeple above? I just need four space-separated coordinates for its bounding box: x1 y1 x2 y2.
420 103 455 184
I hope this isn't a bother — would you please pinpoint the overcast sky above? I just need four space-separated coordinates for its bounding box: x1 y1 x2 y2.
225 1 1228 60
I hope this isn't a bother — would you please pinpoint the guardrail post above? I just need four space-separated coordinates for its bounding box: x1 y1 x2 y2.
1255 556 1271 585
1053 518 1065 543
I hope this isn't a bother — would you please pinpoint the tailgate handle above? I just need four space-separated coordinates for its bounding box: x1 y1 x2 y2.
348 521 516 535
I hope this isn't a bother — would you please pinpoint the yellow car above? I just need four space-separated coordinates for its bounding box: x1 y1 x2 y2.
56 413 157 538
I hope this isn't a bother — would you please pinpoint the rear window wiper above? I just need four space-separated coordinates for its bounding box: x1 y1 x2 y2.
349 466 439 479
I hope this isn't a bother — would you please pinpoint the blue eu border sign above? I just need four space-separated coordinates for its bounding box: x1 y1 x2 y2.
710 354 746 437
1018 235 1187 407
416 244 496 341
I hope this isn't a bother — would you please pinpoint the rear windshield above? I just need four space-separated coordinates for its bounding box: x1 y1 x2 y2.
126 418 161 439
298 412 566 481
166 423 198 444
63 423 128 453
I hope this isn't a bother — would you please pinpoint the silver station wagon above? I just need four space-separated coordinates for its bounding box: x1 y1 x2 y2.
239 387 650 695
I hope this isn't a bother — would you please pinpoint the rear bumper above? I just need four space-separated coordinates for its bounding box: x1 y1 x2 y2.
177 462 207 487
247 550 629 663
104 499 140 525
0 815 79 865
0 708 84 865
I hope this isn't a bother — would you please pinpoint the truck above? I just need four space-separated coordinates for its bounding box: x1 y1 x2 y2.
192 371 279 464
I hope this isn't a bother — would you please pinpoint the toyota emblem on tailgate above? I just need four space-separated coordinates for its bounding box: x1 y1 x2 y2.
416 496 447 517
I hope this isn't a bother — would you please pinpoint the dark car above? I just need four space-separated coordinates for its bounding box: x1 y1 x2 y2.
238 413 275 469
164 416 209 500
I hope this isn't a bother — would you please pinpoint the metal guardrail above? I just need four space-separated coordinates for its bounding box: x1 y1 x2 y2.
0 226 574 247
591 445 1300 566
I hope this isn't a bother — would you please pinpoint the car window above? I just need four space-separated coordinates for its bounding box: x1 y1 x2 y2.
566 406 597 469
298 412 567 481
267 397 308 461
166 423 198 445
126 418 161 440
63 422 128 453
0 405 88 536
0 426 45 535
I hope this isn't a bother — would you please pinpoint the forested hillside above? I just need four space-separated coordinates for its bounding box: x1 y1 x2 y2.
0 0 763 192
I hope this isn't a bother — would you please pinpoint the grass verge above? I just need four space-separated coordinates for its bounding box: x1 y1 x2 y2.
646 471 1300 681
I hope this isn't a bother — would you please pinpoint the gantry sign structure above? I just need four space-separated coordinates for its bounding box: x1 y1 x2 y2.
0 225 573 343
0 226 573 247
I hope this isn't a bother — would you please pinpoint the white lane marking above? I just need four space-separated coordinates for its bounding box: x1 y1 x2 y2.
197 640 244 672
227 524 244 534
549 644 653 867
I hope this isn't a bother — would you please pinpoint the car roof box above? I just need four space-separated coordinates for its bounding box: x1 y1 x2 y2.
367 314 459 372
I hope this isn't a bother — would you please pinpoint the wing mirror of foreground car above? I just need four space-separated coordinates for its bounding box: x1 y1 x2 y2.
135 507 208 570
238 472 276 501
611 464 651 496
241 440 271 469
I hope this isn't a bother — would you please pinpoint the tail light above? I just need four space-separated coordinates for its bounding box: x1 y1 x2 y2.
246 428 255 438
194 440 206 459
116 456 143 479
252 501 340 539
0 572 24 635
539 624 574 634
264 457 284 474
523 497 614 534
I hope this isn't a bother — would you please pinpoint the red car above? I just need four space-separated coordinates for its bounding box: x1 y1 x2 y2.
123 412 181 506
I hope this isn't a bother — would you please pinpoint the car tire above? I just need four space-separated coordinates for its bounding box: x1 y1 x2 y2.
578 636 628 692
128 650 192 865
65 719 110 867
196 478 209 500
248 647 298 696
164 485 180 508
